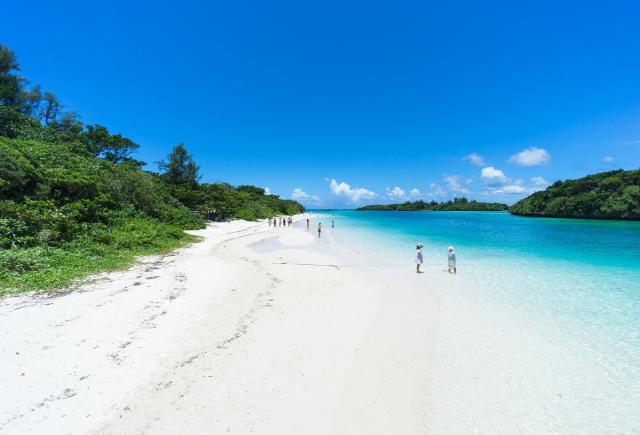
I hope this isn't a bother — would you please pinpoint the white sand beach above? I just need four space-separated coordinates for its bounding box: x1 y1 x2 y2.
0 215 444 435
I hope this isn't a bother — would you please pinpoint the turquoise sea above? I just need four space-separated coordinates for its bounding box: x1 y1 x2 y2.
311 210 640 433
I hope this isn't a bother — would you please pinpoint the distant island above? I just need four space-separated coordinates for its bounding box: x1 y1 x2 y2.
356 197 509 212
510 169 640 220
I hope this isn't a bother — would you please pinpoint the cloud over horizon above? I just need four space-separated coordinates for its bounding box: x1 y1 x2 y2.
291 187 309 200
328 179 377 203
386 186 406 200
508 147 551 166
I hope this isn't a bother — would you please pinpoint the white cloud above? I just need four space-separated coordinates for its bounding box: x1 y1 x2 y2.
264 187 271 195
328 179 377 203
481 166 508 186
603 156 614 163
508 147 551 166
291 188 309 200
443 174 471 194
494 184 526 194
410 188 421 198
386 186 406 200
428 183 447 198
487 176 549 195
531 176 549 187
464 153 485 166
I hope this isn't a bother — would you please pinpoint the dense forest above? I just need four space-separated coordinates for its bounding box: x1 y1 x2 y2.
0 45 303 294
356 198 508 211
510 169 640 219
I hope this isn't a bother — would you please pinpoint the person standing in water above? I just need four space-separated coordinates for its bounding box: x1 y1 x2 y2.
331 220 335 228
415 243 424 273
317 222 322 238
448 246 456 274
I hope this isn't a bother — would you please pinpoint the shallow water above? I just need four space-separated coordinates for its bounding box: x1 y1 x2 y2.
310 210 640 433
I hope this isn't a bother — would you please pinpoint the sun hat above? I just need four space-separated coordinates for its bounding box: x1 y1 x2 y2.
417 242 424 248
448 246 454 251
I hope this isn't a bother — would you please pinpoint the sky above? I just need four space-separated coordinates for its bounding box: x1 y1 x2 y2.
3 0 640 207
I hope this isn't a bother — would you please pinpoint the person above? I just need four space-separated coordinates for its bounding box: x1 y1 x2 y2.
448 246 456 274
288 217 292 226
415 243 424 273
331 220 335 228
306 218 310 230
317 222 322 238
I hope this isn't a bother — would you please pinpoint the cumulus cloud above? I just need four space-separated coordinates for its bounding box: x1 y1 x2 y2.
603 156 615 163
291 188 309 200
328 179 377 203
508 147 551 166
386 186 406 200
410 188 421 198
427 182 447 198
264 187 271 195
464 153 485 166
481 166 508 186
494 185 526 194
531 176 549 187
443 174 471 194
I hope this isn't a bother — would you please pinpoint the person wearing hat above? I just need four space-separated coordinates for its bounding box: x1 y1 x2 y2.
415 243 424 273
448 246 456 274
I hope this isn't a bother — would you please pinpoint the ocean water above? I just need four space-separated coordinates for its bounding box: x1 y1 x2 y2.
310 210 640 433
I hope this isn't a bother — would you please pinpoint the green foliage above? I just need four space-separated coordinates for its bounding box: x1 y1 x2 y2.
356 197 508 212
159 143 200 186
80 124 140 164
510 169 640 220
0 44 304 295
0 218 197 296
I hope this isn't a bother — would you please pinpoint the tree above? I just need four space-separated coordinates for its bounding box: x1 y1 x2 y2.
159 143 200 186
51 112 83 142
80 124 140 164
40 92 60 125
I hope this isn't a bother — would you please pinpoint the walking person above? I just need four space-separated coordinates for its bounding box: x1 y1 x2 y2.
447 246 457 274
317 222 322 238
306 218 310 230
415 243 424 273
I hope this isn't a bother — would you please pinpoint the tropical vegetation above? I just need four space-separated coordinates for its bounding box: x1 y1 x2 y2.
356 197 508 211
0 44 303 295
509 169 640 219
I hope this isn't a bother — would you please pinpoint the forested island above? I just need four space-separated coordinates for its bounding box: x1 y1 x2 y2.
510 169 640 220
0 45 303 294
356 198 508 211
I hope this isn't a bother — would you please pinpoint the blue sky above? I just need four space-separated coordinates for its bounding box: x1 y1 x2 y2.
3 0 640 207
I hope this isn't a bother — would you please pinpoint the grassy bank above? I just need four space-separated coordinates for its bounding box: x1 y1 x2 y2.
0 217 199 297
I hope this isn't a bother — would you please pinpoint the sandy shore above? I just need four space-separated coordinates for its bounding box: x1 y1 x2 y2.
0 215 443 434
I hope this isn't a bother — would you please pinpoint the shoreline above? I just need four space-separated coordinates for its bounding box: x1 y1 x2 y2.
4 211 636 433
1 214 441 434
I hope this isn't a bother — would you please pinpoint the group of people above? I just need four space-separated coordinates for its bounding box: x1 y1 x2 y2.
415 243 457 274
268 217 292 228
305 218 334 238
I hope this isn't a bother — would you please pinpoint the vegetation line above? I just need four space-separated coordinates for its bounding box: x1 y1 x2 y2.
356 198 508 212
0 45 304 295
